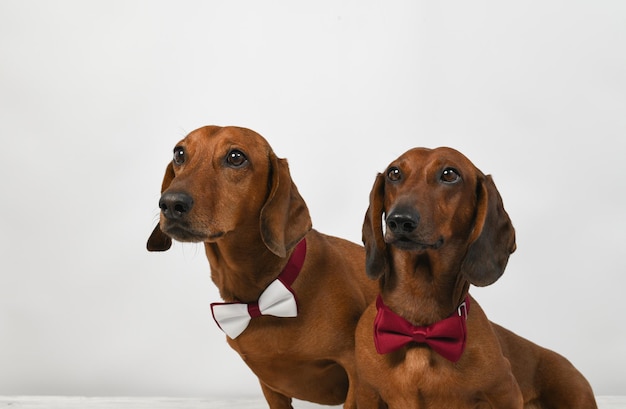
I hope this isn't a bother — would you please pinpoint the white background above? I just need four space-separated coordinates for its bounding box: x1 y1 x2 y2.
1 0 625 399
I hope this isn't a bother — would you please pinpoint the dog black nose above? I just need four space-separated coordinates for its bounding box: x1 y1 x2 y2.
159 192 194 220
386 210 419 234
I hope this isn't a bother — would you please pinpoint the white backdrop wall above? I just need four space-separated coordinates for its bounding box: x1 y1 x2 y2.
1 0 625 398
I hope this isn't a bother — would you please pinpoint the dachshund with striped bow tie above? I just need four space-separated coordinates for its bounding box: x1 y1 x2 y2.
354 147 597 408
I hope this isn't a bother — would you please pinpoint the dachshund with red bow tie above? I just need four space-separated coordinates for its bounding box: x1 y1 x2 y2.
354 147 596 408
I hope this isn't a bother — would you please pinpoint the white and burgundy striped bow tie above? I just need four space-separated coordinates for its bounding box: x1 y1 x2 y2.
210 239 306 339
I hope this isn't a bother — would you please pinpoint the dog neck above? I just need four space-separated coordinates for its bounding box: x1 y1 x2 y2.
381 249 470 327
203 231 294 304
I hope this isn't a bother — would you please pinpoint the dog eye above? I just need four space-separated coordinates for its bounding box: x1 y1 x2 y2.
173 146 185 165
441 168 461 183
226 149 248 167
387 167 402 182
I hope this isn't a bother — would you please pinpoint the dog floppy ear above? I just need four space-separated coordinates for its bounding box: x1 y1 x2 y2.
147 162 175 252
362 173 390 280
461 174 516 286
260 153 312 258
147 223 172 252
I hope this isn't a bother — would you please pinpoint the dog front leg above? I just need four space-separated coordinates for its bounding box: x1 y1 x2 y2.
485 371 524 409
342 361 362 409
354 382 386 409
343 375 357 409
260 381 293 409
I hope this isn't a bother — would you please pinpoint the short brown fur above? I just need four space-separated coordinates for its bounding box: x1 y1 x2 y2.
355 147 596 408
147 126 378 408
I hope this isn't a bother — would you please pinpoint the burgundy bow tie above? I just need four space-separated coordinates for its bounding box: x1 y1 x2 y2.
373 295 470 362
210 239 306 339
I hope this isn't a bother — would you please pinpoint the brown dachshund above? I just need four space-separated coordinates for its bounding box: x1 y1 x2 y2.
355 147 597 408
147 126 377 408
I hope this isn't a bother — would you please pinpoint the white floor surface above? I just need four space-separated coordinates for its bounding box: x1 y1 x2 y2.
0 396 624 408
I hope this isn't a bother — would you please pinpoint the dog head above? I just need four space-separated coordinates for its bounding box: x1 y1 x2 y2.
147 126 311 258
362 147 516 287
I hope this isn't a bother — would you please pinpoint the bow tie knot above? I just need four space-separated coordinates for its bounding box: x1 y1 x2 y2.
210 239 306 339
373 295 470 362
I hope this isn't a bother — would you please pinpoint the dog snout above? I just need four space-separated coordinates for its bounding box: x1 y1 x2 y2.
159 191 194 220
386 210 420 234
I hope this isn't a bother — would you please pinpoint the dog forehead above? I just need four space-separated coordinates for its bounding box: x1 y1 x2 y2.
178 126 271 157
431 147 476 170
394 147 475 174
